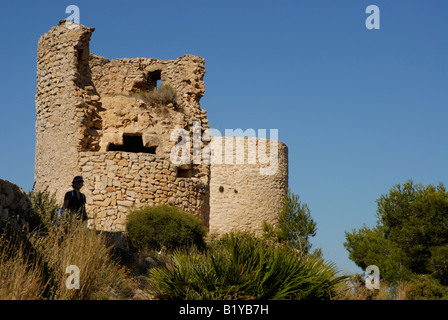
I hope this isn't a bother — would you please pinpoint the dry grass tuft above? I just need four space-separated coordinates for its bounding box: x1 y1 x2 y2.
1 214 136 300
0 231 47 300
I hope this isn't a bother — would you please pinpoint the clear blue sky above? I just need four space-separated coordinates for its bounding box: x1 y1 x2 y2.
1 0 447 275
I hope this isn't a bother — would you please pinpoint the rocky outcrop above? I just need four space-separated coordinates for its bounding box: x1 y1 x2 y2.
0 179 38 233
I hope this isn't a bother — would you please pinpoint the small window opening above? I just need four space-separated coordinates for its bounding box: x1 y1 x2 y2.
177 168 199 178
108 135 156 154
148 70 162 91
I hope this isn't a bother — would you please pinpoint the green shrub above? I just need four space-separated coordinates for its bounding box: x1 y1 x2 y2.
148 232 346 300
125 205 207 253
404 275 448 300
428 244 448 286
28 189 60 230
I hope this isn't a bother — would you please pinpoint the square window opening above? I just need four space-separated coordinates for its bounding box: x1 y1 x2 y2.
148 70 162 91
108 135 156 154
177 168 199 178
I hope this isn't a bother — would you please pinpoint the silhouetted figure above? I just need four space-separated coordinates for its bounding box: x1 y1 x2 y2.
62 176 87 221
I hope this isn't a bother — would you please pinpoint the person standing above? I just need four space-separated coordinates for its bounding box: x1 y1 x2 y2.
62 176 88 221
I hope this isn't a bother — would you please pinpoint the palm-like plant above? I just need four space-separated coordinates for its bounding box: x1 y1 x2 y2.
148 232 346 300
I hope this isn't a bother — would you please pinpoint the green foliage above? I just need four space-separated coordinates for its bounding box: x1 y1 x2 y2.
427 244 448 286
263 190 317 254
344 225 412 283
377 181 448 274
148 232 346 300
28 189 60 229
404 275 448 300
344 180 448 285
125 205 207 253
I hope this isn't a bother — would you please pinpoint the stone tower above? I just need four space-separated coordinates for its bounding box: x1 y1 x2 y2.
209 136 288 236
35 20 288 235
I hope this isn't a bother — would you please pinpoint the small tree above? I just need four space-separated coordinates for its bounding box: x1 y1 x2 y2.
263 189 317 254
344 180 448 285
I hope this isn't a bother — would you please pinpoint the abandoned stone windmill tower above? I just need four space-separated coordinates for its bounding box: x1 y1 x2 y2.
34 20 288 236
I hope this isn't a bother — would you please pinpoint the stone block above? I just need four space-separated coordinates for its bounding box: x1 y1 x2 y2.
117 200 133 207
118 159 128 167
142 133 161 148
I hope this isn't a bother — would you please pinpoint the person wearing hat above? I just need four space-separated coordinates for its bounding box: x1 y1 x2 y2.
61 176 88 221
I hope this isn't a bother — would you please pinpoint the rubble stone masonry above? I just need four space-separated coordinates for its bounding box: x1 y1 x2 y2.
35 20 288 235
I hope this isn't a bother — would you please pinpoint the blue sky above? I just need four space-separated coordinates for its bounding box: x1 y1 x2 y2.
0 0 447 274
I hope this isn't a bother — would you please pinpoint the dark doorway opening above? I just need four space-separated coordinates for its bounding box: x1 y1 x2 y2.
108 135 156 154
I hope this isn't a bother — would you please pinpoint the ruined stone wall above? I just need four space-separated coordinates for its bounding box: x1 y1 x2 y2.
35 21 210 231
35 21 96 202
0 179 34 233
87 53 208 154
209 137 288 236
35 21 289 236
77 152 208 232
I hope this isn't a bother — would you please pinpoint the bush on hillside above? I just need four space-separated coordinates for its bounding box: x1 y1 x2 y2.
125 205 207 253
404 275 448 300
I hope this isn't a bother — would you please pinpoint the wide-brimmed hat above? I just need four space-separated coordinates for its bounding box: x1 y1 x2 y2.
72 176 84 183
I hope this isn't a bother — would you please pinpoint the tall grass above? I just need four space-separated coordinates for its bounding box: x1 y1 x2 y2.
133 85 177 107
30 215 134 300
1 190 136 300
148 232 347 300
0 230 47 299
